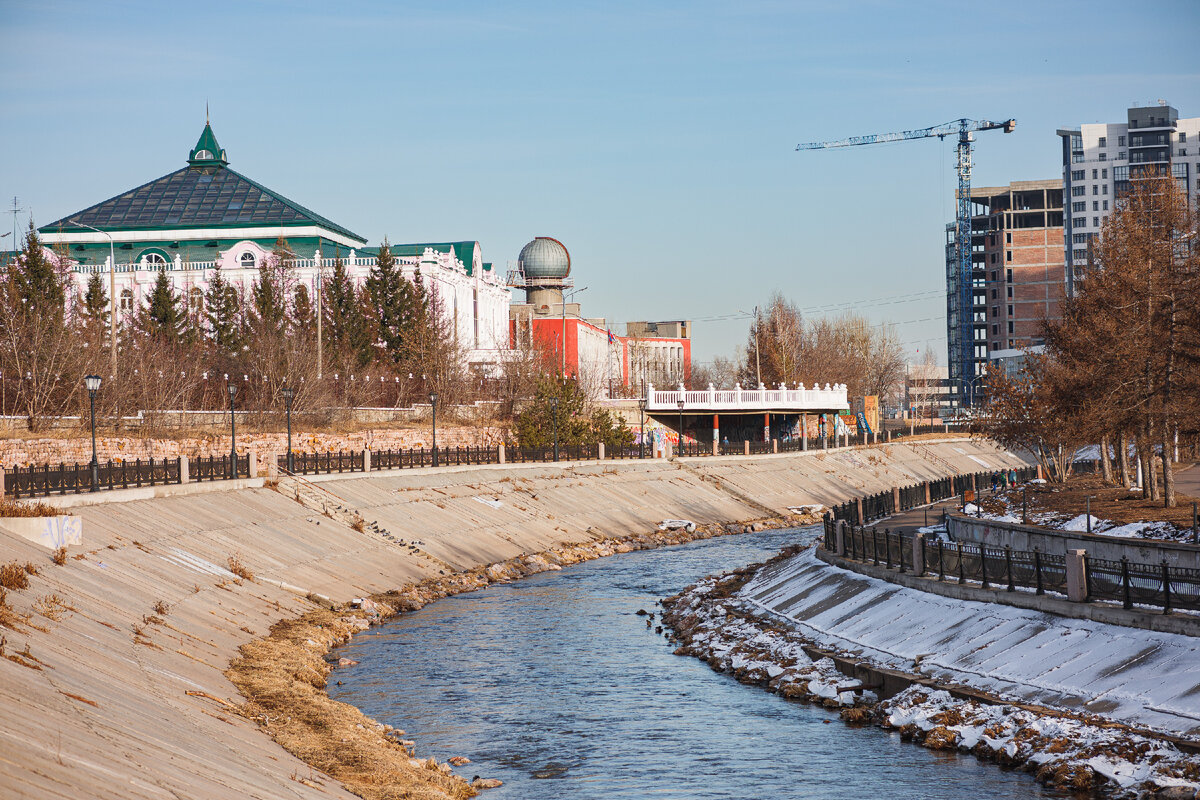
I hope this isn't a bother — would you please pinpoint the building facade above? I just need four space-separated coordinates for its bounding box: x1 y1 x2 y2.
945 180 1063 406
36 124 511 369
1057 103 1200 296
507 237 691 397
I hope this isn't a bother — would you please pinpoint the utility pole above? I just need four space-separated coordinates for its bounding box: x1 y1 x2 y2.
70 219 118 377
315 259 324 379
754 305 761 386
9 197 21 249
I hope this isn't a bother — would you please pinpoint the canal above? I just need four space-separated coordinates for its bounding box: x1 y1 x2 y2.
330 525 1063 799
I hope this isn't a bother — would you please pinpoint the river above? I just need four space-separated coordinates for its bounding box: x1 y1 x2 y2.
330 525 1063 799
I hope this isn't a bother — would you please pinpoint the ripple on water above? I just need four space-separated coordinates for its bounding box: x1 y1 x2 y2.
331 526 1068 799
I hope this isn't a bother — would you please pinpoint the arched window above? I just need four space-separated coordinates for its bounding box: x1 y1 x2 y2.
240 252 256 269
119 288 134 312
194 149 213 160
145 252 167 267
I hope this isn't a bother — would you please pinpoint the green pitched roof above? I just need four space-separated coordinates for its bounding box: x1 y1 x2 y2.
42 124 365 244
188 122 227 166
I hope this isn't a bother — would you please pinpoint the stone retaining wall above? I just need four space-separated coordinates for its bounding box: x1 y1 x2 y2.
0 425 504 467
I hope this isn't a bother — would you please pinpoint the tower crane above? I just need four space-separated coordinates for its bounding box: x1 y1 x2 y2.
796 118 1016 407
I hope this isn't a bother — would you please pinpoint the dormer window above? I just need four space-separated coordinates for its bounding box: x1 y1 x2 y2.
194 149 213 160
240 252 256 268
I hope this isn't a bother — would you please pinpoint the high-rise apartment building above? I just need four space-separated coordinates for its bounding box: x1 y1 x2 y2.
1057 103 1200 296
945 180 1064 407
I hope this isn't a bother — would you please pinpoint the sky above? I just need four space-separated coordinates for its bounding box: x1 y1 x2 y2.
1 0 1198 365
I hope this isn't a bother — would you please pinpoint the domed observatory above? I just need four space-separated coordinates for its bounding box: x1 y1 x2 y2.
515 236 572 309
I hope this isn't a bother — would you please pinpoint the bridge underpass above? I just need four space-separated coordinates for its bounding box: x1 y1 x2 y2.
644 382 850 451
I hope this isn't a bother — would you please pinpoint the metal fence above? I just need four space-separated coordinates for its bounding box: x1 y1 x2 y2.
824 515 1198 613
282 450 366 475
6 457 184 497
828 467 1039 527
1085 556 1200 612
190 454 250 482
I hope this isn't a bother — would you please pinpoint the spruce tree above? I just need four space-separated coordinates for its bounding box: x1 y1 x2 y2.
137 266 186 343
322 256 371 367
364 238 412 364
83 273 109 327
251 252 288 330
291 283 314 332
10 220 65 316
204 264 243 356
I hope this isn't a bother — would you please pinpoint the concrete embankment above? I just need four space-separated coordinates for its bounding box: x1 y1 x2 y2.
0 439 1025 799
738 548 1200 738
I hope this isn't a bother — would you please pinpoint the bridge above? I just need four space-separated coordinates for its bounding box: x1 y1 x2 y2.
643 382 850 449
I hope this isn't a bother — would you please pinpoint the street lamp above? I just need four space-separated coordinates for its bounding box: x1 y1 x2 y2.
638 397 646 460
677 399 686 456
281 386 295 473
429 392 438 467
550 396 559 462
227 383 238 474
84 375 101 491
69 220 118 377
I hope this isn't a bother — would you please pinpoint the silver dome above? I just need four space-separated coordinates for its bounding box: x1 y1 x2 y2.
518 236 571 280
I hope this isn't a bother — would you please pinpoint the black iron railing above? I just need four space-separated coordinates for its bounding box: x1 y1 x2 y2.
823 514 1196 613
6 457 184 497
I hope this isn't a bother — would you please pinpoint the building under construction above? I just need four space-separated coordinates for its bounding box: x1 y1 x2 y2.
945 180 1064 406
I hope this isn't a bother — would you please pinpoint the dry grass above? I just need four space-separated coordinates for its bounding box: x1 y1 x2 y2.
0 497 60 517
983 471 1200 529
227 610 476 800
51 547 67 566
350 516 366 533
227 555 254 581
35 594 72 621
153 599 170 616
0 589 27 629
0 562 31 591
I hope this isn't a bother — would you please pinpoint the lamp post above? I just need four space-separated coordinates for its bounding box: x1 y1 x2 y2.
281 386 295 473
84 375 101 491
430 392 438 467
550 396 559 462
227 383 238 474
70 220 118 378
677 399 686 457
638 397 646 460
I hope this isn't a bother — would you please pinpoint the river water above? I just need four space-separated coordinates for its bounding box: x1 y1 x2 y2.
330 526 1063 799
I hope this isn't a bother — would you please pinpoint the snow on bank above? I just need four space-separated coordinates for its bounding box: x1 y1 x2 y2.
663 560 1200 798
738 547 1200 738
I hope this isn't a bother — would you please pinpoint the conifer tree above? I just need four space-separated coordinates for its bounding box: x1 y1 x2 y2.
291 283 314 332
322 256 371 367
10 220 65 316
204 264 243 357
138 266 187 343
364 238 413 364
251 240 291 331
83 272 109 327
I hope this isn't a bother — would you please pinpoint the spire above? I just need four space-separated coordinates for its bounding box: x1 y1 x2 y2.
188 120 228 167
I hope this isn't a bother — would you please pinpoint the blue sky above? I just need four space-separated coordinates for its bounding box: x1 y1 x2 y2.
2 0 1198 364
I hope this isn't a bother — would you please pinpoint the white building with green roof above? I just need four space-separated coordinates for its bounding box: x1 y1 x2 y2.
38 123 512 368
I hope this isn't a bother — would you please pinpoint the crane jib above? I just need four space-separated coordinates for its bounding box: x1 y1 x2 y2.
793 117 1016 409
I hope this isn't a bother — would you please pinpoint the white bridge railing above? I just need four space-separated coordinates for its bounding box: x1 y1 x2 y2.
645 382 849 412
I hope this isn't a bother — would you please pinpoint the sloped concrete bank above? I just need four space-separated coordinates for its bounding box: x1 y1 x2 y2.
661 545 1200 798
0 439 1026 800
